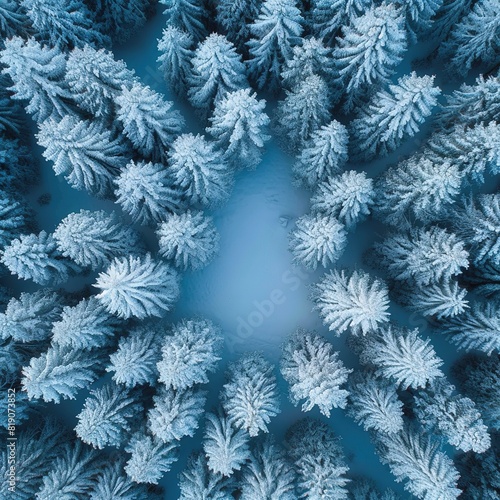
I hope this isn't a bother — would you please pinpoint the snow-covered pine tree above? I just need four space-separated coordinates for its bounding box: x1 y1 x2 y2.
21 0 108 49
0 190 33 248
413 377 490 453
289 214 347 270
436 74 500 130
374 226 469 286
247 0 303 91
359 326 443 389
1 231 76 286
424 0 472 43
0 37 73 122
292 120 349 188
148 387 207 442
453 353 500 431
159 0 207 42
281 330 351 416
376 426 462 499
216 0 262 51
311 171 374 230
51 296 117 351
281 37 336 89
115 82 184 160
0 290 63 343
168 133 234 207
21 344 104 403
156 318 223 390
0 0 30 40
157 211 220 271
54 209 141 269
285 418 350 499
178 453 235 499
309 0 347 45
95 254 180 319
440 0 500 77
107 324 165 388
221 352 280 436
203 410 251 477
125 431 178 484
188 33 248 116
401 0 443 43
441 299 500 355
350 73 440 161
207 88 270 169
426 122 500 183
91 0 149 44
332 3 407 95
240 437 297 499
374 155 463 228
114 160 185 225
75 383 141 449
313 269 390 336
276 74 332 148
65 46 136 119
452 194 500 268
37 115 129 198
37 441 101 500
347 371 404 434
89 459 150 499
157 26 194 96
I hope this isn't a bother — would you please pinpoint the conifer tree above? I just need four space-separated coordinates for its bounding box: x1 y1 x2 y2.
351 73 440 161
311 171 374 230
168 133 233 207
125 431 178 484
221 353 280 436
95 254 180 320
240 437 297 499
0 0 30 40
203 410 251 477
285 418 350 499
0 36 72 122
281 330 351 416
54 209 141 269
310 0 347 45
159 0 207 42
115 82 184 160
402 0 444 43
332 4 407 94
442 299 500 355
107 324 165 388
114 161 185 225
216 0 261 50
207 88 270 169
38 115 129 198
65 46 136 119
247 0 303 91
148 387 207 442
413 378 490 453
21 0 108 49
51 296 117 351
289 214 347 270
425 0 472 42
22 344 104 403
293 120 349 188
0 190 32 248
76 383 141 449
157 26 194 95
359 326 443 389
188 33 248 115
157 318 223 390
157 211 220 271
0 290 63 343
347 371 404 435
276 74 332 147
440 0 500 76
1 231 76 286
313 269 390 336
179 453 235 499
374 156 463 228
376 426 462 499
